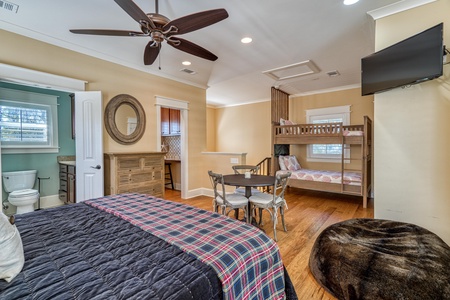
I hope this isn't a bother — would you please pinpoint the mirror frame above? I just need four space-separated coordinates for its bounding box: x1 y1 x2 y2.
104 94 146 145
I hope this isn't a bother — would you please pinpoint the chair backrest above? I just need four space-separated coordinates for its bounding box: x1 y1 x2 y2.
232 165 260 175
272 172 291 203
208 170 226 202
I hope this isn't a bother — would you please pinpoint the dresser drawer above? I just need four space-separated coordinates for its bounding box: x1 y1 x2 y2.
59 179 68 191
59 172 67 181
117 182 163 198
60 164 68 173
117 157 141 171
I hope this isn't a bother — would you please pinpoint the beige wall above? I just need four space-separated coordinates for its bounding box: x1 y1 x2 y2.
214 101 272 165
0 29 207 191
206 107 216 151
374 1 450 243
290 87 374 171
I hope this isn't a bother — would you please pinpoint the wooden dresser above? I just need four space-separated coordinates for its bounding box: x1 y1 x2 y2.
104 152 165 198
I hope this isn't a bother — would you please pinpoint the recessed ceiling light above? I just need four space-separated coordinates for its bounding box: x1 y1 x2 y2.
241 37 252 44
182 61 191 66
343 0 359 5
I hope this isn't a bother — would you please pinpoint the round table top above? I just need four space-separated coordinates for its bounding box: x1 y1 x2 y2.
222 174 275 187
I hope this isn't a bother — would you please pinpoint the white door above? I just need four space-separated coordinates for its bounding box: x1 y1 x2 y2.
74 91 104 202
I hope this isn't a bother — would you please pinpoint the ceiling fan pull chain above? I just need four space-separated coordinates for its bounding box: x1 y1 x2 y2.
158 44 162 70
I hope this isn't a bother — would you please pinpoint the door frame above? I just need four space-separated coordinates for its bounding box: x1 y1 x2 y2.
0 64 90 212
155 96 189 198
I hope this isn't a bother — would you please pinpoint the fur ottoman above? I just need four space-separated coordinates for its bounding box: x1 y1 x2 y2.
309 218 450 300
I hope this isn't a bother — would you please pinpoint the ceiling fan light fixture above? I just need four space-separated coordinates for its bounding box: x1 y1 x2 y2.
241 37 252 44
343 0 359 5
70 0 229 65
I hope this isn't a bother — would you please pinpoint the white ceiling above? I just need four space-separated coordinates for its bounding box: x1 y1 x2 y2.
0 0 431 106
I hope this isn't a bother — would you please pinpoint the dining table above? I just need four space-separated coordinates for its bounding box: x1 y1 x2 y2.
222 174 275 225
222 174 275 198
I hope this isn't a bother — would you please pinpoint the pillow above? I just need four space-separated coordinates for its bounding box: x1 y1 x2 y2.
279 118 295 126
278 155 287 170
282 155 301 171
0 212 24 283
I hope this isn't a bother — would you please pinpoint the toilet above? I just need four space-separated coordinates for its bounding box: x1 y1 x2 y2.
2 170 40 214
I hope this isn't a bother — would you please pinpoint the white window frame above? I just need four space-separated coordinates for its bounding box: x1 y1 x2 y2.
306 105 350 163
0 88 59 154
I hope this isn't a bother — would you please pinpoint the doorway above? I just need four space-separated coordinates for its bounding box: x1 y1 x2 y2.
0 64 103 211
155 97 189 198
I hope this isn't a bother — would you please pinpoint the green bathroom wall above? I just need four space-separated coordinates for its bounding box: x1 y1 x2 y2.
0 82 75 200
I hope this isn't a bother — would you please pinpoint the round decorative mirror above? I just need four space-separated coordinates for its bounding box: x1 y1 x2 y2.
104 94 146 145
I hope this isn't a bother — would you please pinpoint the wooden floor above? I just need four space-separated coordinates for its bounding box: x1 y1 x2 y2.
164 188 374 300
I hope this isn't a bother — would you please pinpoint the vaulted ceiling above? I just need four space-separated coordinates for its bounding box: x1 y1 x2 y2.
0 0 433 106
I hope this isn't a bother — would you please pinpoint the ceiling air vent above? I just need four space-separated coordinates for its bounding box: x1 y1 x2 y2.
326 70 340 77
180 68 197 75
263 60 320 81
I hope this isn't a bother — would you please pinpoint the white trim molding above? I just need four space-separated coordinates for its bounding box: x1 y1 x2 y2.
367 0 437 20
0 63 87 92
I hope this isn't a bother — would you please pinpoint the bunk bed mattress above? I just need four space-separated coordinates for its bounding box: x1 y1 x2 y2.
1 193 294 300
279 169 362 185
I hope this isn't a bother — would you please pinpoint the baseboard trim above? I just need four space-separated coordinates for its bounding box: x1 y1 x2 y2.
38 194 64 209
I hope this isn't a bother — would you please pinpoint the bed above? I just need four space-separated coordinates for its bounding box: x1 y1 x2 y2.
272 116 372 208
0 193 298 300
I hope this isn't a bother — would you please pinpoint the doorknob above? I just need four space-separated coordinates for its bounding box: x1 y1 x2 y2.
90 165 102 170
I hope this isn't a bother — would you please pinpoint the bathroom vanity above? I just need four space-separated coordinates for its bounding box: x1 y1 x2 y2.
59 162 76 204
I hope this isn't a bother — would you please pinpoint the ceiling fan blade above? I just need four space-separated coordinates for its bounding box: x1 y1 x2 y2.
70 29 145 36
144 42 161 65
168 38 218 61
163 9 228 35
114 0 155 29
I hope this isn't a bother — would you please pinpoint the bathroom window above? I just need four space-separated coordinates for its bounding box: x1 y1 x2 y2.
0 88 58 154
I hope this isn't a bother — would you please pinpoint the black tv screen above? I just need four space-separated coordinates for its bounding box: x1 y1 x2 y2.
361 23 444 96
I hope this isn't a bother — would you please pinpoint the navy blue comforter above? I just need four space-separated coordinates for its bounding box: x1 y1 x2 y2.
0 203 222 299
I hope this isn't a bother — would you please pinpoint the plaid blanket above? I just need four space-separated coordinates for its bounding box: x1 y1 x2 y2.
85 193 286 300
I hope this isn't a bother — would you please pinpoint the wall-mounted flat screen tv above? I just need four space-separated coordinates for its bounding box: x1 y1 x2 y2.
361 23 444 96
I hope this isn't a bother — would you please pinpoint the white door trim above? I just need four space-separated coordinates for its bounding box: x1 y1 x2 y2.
155 96 189 199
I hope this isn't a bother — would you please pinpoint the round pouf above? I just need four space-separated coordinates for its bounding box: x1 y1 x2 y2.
309 218 450 300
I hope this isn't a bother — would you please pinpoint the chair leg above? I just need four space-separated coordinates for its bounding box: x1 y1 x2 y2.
280 206 287 232
258 208 263 226
273 211 278 242
243 207 248 223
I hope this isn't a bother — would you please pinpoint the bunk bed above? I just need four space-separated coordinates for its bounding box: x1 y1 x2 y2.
272 116 372 208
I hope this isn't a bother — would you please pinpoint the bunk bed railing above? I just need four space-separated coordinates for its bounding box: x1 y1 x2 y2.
274 122 344 137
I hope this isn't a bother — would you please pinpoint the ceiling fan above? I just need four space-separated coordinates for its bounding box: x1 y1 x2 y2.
70 0 228 65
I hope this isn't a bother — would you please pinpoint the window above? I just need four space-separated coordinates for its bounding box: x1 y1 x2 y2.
0 88 58 154
306 105 350 162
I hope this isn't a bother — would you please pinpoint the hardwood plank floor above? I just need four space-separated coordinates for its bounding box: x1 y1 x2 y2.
165 188 374 300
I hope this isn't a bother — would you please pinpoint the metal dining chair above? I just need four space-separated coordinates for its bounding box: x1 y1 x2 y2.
208 170 249 222
231 165 262 195
249 172 291 241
